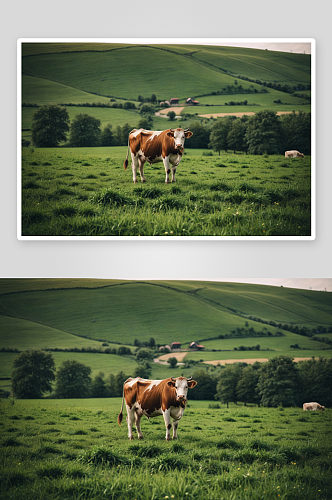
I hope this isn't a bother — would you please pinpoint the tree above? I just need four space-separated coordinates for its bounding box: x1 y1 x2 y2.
136 348 153 361
133 363 151 379
236 365 260 406
167 357 178 368
140 104 154 116
91 372 111 398
100 124 115 146
138 116 153 130
55 359 92 398
209 117 236 155
245 110 282 155
227 118 248 154
11 349 55 399
185 121 210 149
280 111 311 155
121 123 132 145
215 365 242 407
114 370 129 397
190 369 217 400
297 357 332 407
167 111 176 121
31 105 69 147
257 356 300 407
68 114 101 147
148 337 156 349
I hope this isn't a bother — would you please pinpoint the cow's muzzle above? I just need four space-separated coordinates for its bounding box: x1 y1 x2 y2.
176 395 186 402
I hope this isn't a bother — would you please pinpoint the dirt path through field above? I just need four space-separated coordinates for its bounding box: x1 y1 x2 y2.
158 352 189 362
158 106 185 116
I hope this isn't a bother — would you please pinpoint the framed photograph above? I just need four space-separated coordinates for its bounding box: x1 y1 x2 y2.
18 38 315 240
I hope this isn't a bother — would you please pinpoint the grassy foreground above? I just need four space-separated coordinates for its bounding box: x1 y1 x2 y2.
0 398 330 500
21 147 312 237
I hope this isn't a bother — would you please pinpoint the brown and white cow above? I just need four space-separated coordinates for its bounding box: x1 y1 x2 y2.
117 376 197 440
303 402 325 411
123 128 193 184
285 150 304 158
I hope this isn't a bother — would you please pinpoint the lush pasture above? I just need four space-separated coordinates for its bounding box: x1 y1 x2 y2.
21 43 311 100
0 398 330 500
21 146 311 237
1 283 322 346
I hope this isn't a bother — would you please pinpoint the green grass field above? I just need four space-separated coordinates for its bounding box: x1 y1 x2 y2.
1 398 330 500
21 146 312 237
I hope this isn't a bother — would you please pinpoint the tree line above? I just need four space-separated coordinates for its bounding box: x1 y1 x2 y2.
25 104 311 156
190 356 332 408
8 349 332 408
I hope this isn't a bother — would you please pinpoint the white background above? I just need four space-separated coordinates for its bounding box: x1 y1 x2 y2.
1 0 331 281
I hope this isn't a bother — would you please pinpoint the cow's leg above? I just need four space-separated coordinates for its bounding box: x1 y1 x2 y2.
171 166 177 183
131 154 139 184
126 405 135 440
163 409 172 441
172 419 180 440
134 410 144 440
138 158 146 183
162 156 171 184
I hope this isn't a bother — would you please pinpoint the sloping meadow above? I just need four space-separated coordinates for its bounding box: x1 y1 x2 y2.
0 399 330 499
21 147 311 237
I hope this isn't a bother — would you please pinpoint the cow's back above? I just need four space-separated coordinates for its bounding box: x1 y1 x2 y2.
124 377 175 412
130 129 166 158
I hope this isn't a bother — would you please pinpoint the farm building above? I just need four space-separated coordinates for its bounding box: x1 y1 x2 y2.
171 342 181 350
170 98 179 105
186 98 199 105
189 341 205 350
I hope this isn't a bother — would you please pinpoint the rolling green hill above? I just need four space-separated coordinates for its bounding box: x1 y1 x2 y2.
1 279 330 386
20 42 312 147
22 43 311 100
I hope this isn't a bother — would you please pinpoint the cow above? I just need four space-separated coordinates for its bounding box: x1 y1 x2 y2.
285 150 304 158
303 402 325 411
117 376 197 441
123 128 193 184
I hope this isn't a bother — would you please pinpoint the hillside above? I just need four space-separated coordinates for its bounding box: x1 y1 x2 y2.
1 279 329 392
21 42 311 140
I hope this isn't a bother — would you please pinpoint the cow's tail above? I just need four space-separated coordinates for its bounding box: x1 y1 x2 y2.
117 378 131 426
123 130 135 171
117 389 125 426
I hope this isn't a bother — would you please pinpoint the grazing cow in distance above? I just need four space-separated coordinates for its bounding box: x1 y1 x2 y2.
303 402 325 411
117 376 197 440
123 128 193 184
285 150 304 158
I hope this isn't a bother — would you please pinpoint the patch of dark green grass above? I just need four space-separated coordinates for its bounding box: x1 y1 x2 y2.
36 464 64 478
78 445 130 466
129 444 163 458
1 437 22 447
210 181 231 191
53 205 78 217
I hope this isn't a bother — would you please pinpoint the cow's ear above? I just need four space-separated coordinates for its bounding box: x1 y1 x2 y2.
167 130 174 137
185 131 193 138
188 380 197 389
167 380 176 388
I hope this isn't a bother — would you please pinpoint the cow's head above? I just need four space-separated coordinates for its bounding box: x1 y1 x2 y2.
319 405 325 411
167 128 193 151
167 376 197 403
